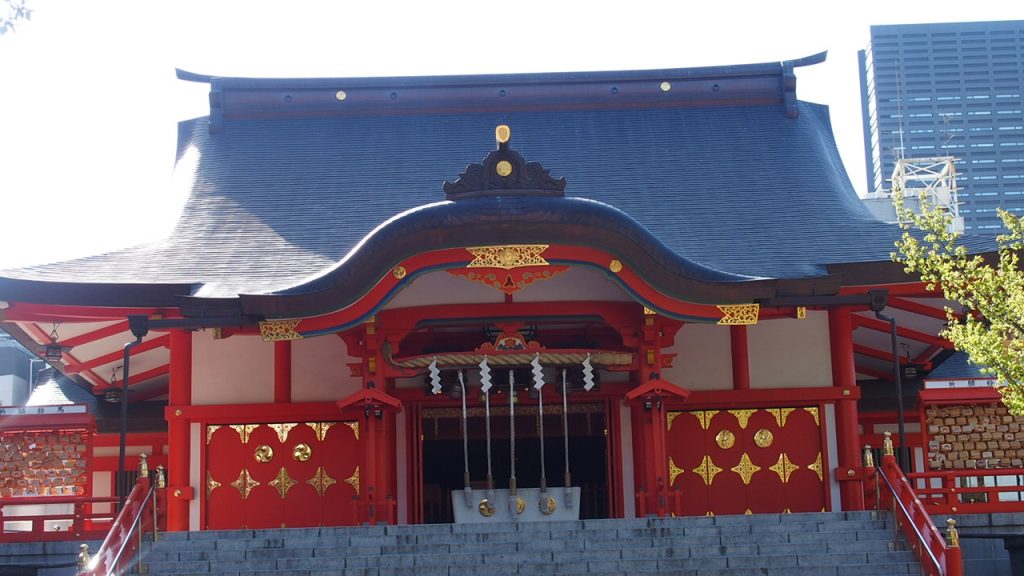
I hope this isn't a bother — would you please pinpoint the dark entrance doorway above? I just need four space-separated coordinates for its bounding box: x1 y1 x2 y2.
421 402 608 523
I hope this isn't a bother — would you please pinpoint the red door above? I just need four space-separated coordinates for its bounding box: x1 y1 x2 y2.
205 420 362 529
665 406 825 516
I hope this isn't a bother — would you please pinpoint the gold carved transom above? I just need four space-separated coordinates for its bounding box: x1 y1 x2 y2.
769 453 799 483
307 467 336 497
345 466 361 496
259 320 303 342
716 304 760 325
230 469 259 500
729 409 757 430
693 455 723 486
731 453 761 485
269 467 297 499
668 457 686 486
466 245 549 270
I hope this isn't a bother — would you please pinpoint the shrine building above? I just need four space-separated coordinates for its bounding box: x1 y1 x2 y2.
0 52 999 534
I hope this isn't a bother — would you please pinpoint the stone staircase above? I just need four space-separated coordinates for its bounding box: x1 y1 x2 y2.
138 511 919 576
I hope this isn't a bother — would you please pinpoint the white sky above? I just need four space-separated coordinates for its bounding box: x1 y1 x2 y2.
1 1 1022 270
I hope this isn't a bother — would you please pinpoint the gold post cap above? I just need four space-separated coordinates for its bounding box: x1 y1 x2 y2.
946 518 960 548
882 431 894 456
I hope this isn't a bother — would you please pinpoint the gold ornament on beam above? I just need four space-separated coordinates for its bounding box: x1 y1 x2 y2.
716 304 760 325
466 245 549 270
259 320 303 342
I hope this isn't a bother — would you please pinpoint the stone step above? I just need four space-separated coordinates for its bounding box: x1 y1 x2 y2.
138 511 916 576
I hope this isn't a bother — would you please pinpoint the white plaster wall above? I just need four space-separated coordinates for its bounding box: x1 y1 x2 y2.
290 335 362 402
660 324 732 391
92 471 112 515
383 266 632 310
384 270 503 309
748 313 833 389
192 332 274 405
825 404 841 511
513 267 632 303
190 422 200 531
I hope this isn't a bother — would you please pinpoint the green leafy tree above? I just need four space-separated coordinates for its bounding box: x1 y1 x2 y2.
892 189 1024 413
1 0 32 35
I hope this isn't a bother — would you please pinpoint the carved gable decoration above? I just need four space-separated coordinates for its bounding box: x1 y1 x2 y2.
443 125 566 200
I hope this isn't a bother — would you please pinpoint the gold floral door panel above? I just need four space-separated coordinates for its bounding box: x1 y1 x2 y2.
666 407 825 516
205 420 360 529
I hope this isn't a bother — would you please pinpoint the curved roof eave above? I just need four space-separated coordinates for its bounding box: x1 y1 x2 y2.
236 195 834 319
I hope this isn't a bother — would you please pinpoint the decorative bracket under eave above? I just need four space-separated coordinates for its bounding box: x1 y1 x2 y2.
625 378 691 405
336 387 402 415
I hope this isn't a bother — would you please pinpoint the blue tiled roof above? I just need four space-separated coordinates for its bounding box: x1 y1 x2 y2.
0 62 997 300
927 352 991 381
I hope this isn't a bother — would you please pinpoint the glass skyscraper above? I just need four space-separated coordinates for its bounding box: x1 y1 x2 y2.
859 20 1024 232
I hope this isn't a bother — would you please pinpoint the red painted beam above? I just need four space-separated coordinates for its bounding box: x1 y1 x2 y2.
838 283 935 298
852 315 953 349
853 343 921 365
914 345 942 364
856 365 894 381
888 297 964 322
69 334 169 373
58 321 131 347
95 365 170 391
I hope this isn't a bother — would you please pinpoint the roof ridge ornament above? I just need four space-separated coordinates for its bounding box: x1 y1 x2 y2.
443 125 566 200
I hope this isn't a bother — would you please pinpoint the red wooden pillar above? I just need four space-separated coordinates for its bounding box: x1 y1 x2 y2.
626 379 690 517
167 330 192 531
829 306 864 511
274 341 291 403
730 325 750 391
